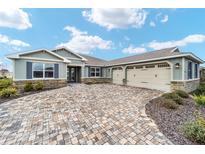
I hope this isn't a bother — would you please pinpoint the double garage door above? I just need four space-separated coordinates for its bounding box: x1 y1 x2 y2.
112 63 171 92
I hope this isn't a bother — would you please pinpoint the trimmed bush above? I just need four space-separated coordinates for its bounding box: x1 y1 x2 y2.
157 97 178 109
34 82 44 91
0 79 12 90
194 95 205 106
183 116 205 144
175 90 189 98
24 82 34 92
0 87 18 98
192 84 205 96
162 92 183 105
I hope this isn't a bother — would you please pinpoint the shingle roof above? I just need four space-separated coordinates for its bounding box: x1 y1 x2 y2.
79 54 107 66
107 47 182 65
80 47 182 66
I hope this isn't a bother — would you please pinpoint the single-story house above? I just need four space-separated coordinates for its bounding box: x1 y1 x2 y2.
7 46 204 92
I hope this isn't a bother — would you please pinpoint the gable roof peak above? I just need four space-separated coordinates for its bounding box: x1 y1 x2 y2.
52 46 87 61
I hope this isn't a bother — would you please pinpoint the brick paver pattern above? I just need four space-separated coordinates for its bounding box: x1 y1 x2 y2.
0 84 172 145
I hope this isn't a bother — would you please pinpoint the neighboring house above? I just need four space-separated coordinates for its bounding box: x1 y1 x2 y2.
0 69 12 78
200 66 205 82
7 47 203 92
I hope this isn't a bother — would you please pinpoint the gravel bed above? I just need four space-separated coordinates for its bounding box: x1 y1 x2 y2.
145 96 205 145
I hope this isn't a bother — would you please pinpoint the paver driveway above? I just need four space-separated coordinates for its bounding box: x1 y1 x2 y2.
0 84 172 145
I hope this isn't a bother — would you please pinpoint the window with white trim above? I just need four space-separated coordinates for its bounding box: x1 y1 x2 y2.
33 62 54 78
90 67 100 77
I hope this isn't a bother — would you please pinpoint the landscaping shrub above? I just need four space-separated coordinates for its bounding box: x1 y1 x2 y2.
0 87 18 98
192 83 205 96
183 116 205 144
175 90 189 98
24 82 34 92
162 92 183 105
0 79 12 90
194 95 205 106
34 82 44 91
158 97 178 109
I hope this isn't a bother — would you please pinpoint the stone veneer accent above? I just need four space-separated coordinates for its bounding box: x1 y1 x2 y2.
171 79 200 93
14 79 67 92
81 77 112 84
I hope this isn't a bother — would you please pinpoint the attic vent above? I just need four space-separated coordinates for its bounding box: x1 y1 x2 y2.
113 67 122 70
135 65 143 69
127 66 134 69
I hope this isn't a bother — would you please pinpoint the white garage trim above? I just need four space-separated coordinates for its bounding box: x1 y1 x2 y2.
124 60 173 81
112 67 124 85
125 61 172 92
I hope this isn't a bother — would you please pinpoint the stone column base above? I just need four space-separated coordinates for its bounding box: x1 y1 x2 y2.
171 79 200 93
14 79 67 92
81 77 112 84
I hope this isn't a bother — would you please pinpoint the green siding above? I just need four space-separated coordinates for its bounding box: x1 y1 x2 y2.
69 59 84 65
53 49 82 59
20 51 62 60
14 59 67 80
169 58 183 80
59 63 67 79
14 59 27 80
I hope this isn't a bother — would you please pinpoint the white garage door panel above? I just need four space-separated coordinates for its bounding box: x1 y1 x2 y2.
127 67 171 91
113 70 123 85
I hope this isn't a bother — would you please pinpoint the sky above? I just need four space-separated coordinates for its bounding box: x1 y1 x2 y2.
0 8 205 71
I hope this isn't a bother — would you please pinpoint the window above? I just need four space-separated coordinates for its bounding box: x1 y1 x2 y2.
145 64 155 68
33 63 43 78
90 67 101 77
158 63 170 68
33 63 54 78
135 65 143 69
195 64 198 78
45 63 54 78
188 61 192 79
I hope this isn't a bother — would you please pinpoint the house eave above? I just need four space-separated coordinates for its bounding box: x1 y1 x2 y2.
106 53 204 67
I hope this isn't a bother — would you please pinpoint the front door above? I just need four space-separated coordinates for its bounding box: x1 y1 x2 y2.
67 67 80 83
70 67 76 82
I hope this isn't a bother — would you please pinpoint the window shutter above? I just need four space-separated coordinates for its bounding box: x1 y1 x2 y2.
26 62 32 79
88 66 90 77
100 68 103 77
54 64 59 78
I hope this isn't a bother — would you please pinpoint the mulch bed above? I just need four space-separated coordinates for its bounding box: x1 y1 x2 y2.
145 96 205 145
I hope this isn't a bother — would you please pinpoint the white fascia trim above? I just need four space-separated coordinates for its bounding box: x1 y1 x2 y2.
67 64 84 67
107 54 204 67
185 53 204 63
53 46 87 61
65 57 85 61
13 57 70 63
7 49 71 63
85 64 106 67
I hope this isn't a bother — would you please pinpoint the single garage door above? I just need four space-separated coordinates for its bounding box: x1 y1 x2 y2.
112 68 124 85
126 63 171 91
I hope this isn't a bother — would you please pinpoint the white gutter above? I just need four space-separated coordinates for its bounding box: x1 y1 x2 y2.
8 56 70 63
